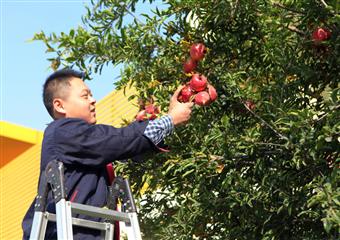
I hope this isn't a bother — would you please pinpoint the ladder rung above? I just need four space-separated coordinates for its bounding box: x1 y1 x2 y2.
46 212 113 231
71 202 131 223
30 161 142 240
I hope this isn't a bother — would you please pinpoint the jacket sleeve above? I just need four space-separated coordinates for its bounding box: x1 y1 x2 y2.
54 118 161 167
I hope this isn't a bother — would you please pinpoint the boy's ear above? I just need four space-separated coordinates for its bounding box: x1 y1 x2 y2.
53 98 66 115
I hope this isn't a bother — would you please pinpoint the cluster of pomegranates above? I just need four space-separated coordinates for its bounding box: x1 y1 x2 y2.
135 43 218 121
179 43 218 106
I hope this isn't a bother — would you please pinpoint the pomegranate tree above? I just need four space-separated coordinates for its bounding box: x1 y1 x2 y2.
38 0 339 238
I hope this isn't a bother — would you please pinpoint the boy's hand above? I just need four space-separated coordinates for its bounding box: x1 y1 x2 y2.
168 86 194 126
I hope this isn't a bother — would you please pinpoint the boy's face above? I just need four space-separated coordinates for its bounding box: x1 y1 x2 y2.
61 77 97 124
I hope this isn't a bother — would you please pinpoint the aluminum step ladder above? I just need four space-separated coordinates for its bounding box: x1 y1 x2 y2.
29 160 142 240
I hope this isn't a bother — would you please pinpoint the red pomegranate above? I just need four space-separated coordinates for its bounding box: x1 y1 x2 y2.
189 73 208 92
179 85 195 103
190 43 206 61
207 84 217 102
312 27 331 42
195 91 211 106
183 58 197 73
144 104 160 120
136 110 147 121
145 104 160 114
245 100 256 110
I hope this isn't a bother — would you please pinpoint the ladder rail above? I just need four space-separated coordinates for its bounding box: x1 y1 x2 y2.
55 199 73 240
29 160 143 240
29 212 48 240
126 212 142 240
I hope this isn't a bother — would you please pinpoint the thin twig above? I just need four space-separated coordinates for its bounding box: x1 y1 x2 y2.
111 3 143 27
243 102 289 141
125 8 143 25
320 0 328 8
272 2 305 15
230 0 240 20
287 25 305 35
252 142 287 148
121 2 143 25
315 104 340 123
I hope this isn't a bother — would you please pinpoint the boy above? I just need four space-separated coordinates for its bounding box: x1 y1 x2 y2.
22 69 193 239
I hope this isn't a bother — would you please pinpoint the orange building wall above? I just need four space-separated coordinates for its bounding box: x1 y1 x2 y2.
1 144 42 239
0 136 34 168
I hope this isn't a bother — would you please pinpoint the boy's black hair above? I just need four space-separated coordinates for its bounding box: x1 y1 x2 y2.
43 68 85 119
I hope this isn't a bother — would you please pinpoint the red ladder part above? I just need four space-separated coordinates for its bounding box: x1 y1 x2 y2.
106 163 120 240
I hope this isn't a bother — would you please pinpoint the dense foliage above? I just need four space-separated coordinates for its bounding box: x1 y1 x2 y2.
33 0 339 239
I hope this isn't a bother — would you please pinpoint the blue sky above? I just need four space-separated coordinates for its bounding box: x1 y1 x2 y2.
1 0 139 130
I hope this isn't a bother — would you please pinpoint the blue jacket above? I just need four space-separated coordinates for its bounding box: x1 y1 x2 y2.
22 118 161 239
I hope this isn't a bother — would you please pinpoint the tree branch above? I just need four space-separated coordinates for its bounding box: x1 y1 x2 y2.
252 142 288 148
243 102 289 141
315 104 340 123
287 25 305 35
272 2 305 15
125 7 143 25
230 0 240 20
320 0 328 8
